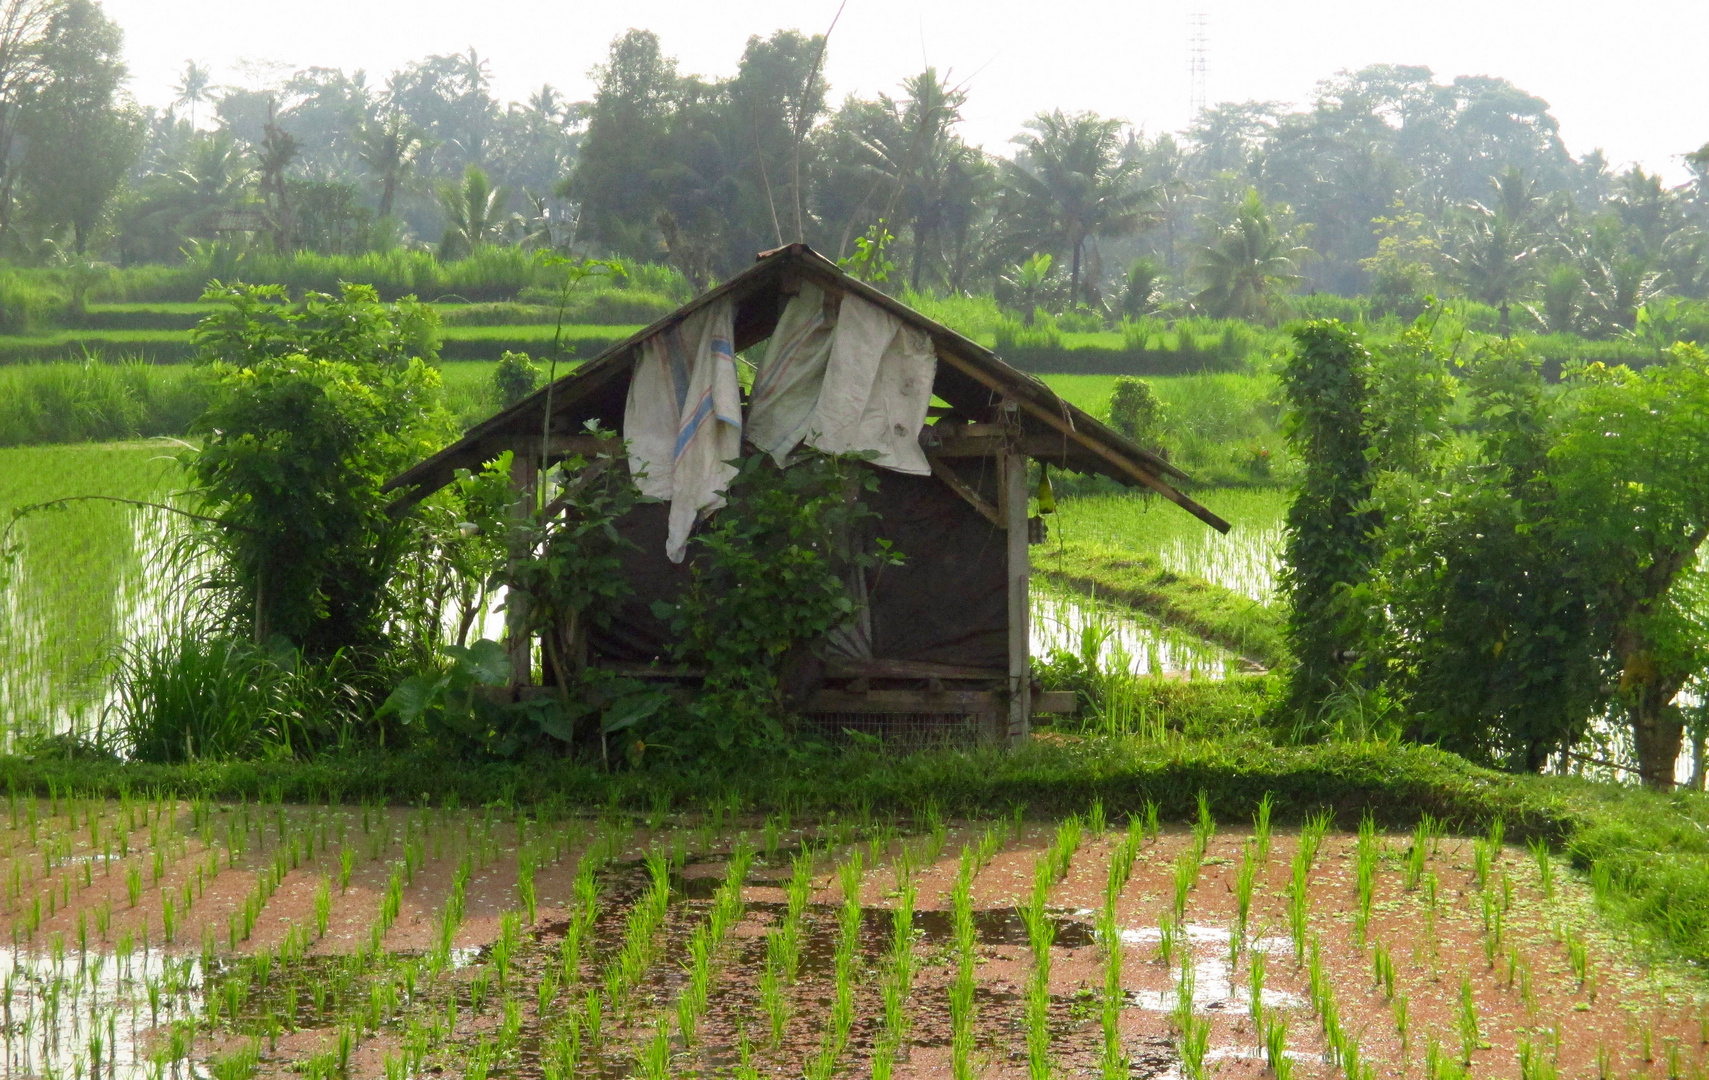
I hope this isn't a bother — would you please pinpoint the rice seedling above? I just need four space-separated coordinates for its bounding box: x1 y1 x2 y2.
1529 837 1555 899
1089 798 1106 835
1263 1016 1291 1080
1098 905 1127 1080
1234 841 1258 941
1472 838 1492 891
1354 816 1378 947
1157 910 1180 968
1143 800 1160 843
602 848 671 1013
1173 954 1209 1080
1287 844 1311 961
1457 977 1481 1064
1519 1037 1560 1080
1567 929 1589 989
878 867 918 1054
1106 819 1141 907
1049 814 1082 881
1639 1019 1656 1063
1299 810 1330 871
1419 871 1440 962
1192 790 1216 860
1393 991 1411 1059
1253 791 1274 865
1372 940 1395 998
1306 938 1327 1016
1249 948 1266 1030
1173 849 1199 920
951 846 978 1080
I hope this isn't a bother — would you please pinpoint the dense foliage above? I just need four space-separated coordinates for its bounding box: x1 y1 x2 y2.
0 1 1703 339
1271 317 1709 787
1277 322 1379 728
655 451 902 754
184 282 452 653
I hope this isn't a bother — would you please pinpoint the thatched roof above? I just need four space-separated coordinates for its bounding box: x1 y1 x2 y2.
386 243 1229 533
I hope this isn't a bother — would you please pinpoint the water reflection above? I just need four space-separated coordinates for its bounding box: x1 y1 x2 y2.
1032 589 1234 679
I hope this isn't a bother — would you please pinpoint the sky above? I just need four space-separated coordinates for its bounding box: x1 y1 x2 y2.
105 0 1709 182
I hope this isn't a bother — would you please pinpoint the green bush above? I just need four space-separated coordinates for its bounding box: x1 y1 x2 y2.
1107 376 1165 447
492 351 541 408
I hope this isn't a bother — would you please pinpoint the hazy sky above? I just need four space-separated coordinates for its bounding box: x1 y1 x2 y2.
105 0 1709 181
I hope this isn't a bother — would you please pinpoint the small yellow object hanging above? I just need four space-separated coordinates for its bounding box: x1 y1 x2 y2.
1035 465 1056 514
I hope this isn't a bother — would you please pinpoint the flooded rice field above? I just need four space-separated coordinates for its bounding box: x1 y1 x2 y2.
0 790 1694 1079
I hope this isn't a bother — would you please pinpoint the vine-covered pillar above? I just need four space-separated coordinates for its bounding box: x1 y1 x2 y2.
1002 416 1032 744
506 450 538 689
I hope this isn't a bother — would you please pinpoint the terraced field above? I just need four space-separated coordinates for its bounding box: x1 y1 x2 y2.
0 790 1692 1080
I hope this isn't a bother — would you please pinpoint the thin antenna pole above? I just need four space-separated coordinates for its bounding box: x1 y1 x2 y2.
1187 12 1208 119
792 0 848 241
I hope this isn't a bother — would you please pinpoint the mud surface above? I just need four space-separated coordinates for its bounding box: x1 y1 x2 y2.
0 795 1699 1080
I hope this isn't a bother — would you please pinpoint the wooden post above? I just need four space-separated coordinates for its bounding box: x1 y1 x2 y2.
506 451 538 689
1003 445 1031 744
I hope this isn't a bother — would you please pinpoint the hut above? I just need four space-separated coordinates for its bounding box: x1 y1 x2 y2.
385 244 1227 745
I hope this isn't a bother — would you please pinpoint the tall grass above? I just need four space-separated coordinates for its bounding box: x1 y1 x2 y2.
0 360 209 447
67 248 696 305
112 632 370 762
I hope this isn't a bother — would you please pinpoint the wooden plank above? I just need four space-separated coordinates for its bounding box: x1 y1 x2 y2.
1003 445 1032 743
928 455 1003 528
1033 691 1077 714
823 658 1005 680
806 689 1001 714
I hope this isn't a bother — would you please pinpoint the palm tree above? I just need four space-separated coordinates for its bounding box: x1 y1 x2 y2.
437 164 505 259
173 60 212 129
360 110 426 219
1190 189 1312 320
1002 110 1160 306
1443 169 1549 315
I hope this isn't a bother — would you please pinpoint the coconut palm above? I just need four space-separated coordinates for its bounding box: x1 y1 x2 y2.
359 110 427 219
1190 189 1311 320
1443 169 1550 312
437 164 505 259
1002 110 1160 306
173 60 213 129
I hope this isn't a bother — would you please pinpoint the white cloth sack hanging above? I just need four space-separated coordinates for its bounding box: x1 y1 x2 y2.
748 289 937 476
623 300 742 562
746 281 836 468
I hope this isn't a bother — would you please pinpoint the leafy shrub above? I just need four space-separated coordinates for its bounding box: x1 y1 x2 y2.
1107 376 1165 448
492 351 540 408
185 282 452 654
114 632 367 762
653 452 901 753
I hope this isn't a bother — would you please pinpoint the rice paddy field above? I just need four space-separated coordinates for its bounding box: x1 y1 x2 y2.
0 442 183 738
1049 490 1288 604
0 790 1691 1080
